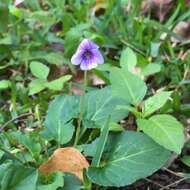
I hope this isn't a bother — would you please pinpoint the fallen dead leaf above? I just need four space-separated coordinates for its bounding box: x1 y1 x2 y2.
142 0 175 22
171 21 190 43
93 0 107 16
39 147 89 181
185 0 190 6
90 74 105 86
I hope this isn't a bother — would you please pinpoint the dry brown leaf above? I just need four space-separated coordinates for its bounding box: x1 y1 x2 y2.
185 0 190 6
96 0 107 9
90 74 105 86
142 0 174 22
39 147 89 181
94 0 107 16
171 21 190 43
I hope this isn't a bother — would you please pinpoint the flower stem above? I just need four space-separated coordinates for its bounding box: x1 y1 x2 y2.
74 71 87 147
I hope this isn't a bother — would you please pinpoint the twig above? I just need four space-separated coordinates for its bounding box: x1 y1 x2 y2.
163 167 182 178
164 153 178 169
74 71 87 147
0 113 33 132
159 178 186 190
145 178 167 189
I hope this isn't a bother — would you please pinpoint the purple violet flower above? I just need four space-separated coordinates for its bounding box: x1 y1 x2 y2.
71 38 104 70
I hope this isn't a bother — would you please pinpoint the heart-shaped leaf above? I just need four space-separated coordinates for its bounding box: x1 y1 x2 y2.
110 67 147 106
37 172 64 190
87 131 171 187
30 61 49 80
142 91 172 117
29 79 46 95
137 114 185 154
120 47 137 72
141 63 161 77
62 174 81 190
1 164 38 190
83 87 128 126
10 131 41 159
43 95 79 144
45 75 72 91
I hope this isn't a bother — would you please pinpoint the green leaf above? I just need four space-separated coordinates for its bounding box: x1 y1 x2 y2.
177 172 190 178
30 61 50 80
43 119 75 146
0 150 4 159
1 164 38 190
62 174 81 190
37 172 64 190
43 95 79 144
92 116 110 166
0 1 9 33
0 80 10 89
144 19 184 42
41 52 65 65
181 156 190 167
109 122 124 132
11 132 41 160
24 0 40 10
82 138 99 157
110 67 147 105
9 5 23 18
29 79 46 95
29 11 55 25
120 47 137 72
64 24 90 57
58 122 75 145
137 114 185 154
141 63 161 77
117 105 142 118
45 75 72 91
45 95 79 125
0 34 12 45
83 87 128 126
29 75 71 95
87 131 171 187
150 43 160 57
0 163 12 182
27 11 55 34
142 91 172 117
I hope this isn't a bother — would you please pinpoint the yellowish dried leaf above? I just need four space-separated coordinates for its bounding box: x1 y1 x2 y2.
39 147 89 181
95 0 107 15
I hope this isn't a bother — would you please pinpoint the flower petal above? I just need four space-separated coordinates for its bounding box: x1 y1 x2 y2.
15 0 24 6
71 50 83 65
92 49 104 64
71 38 103 70
80 59 98 70
79 39 99 51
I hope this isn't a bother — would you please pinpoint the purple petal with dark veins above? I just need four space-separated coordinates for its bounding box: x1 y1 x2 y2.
71 38 104 70
79 39 99 51
71 50 84 65
80 58 98 70
92 49 104 64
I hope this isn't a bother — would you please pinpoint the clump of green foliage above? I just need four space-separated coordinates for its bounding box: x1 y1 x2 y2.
0 0 190 189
